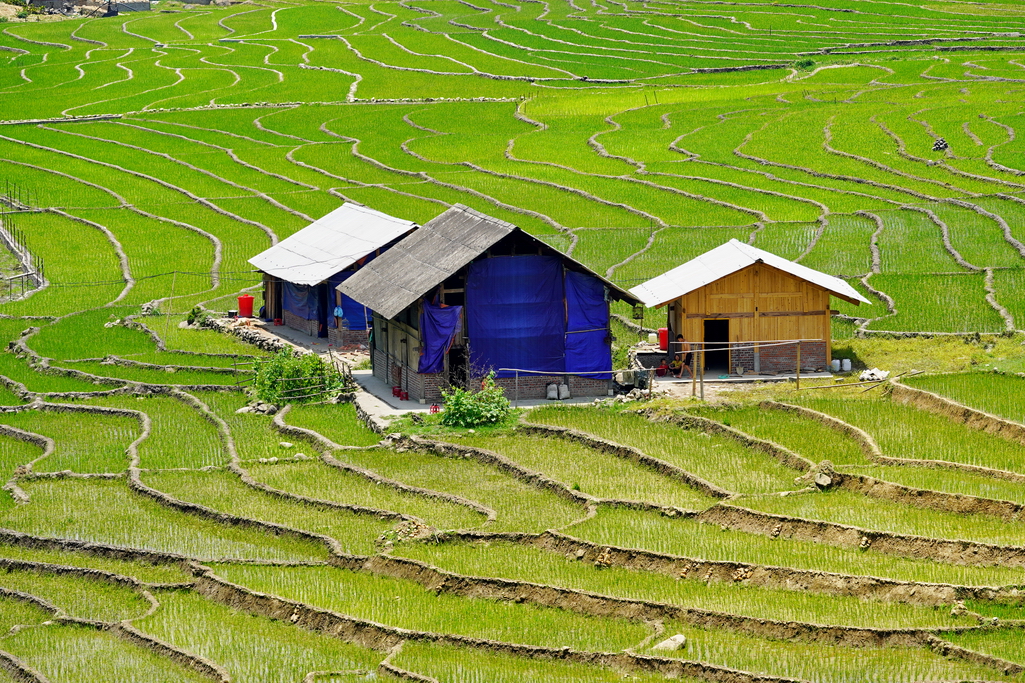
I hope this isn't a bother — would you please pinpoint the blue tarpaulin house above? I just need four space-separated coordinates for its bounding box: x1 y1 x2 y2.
248 203 417 345
338 205 640 402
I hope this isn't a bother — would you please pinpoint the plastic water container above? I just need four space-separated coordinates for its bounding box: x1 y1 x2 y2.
237 294 255 318
648 332 658 345
658 328 669 351
830 359 841 372
841 359 852 372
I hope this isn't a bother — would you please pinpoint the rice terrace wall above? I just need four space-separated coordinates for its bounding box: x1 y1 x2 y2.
1 0 1025 680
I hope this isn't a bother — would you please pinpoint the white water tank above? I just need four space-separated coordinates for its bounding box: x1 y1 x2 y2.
648 332 658 345
841 359 852 372
830 359 841 372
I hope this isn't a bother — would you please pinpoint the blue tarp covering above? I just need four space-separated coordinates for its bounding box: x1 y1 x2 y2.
418 301 463 374
283 281 316 320
467 255 565 378
565 270 611 381
328 271 372 331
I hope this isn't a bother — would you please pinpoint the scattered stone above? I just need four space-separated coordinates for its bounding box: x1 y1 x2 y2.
410 413 425 425
294 453 308 460
574 549 585 560
770 523 782 538
951 600 968 617
594 548 613 568
390 519 435 542
859 536 872 550
235 406 253 414
279 442 293 449
814 472 833 487
651 634 687 651
732 566 753 581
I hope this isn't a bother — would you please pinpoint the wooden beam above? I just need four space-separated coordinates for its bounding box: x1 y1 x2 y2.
758 310 828 318
686 312 754 319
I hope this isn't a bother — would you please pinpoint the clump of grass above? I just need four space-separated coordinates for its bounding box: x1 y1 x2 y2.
73 394 225 469
393 541 958 629
571 507 1025 587
393 641 706 683
791 394 1025 474
248 459 486 530
689 403 869 466
457 432 716 510
529 406 800 494
0 569 149 622
739 488 1025 548
136 591 381 683
0 478 325 562
283 401 381 447
4 621 210 683
654 620 1015 683
335 447 586 532
215 564 651 652
0 541 189 584
0 409 138 474
142 469 393 556
906 371 1025 424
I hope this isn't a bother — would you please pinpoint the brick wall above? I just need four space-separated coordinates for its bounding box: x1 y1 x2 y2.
373 348 389 385
328 326 369 349
759 341 826 373
732 346 754 374
491 374 611 400
282 310 319 338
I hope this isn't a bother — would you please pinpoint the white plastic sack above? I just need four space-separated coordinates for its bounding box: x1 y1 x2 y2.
546 383 559 400
558 384 571 400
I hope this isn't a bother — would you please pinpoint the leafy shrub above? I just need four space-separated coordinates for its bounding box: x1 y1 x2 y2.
16 10 27 18
440 373 511 428
795 58 815 70
186 306 210 327
251 349 350 404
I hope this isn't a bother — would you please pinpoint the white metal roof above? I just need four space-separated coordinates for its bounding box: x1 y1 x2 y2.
248 203 417 286
629 239 871 308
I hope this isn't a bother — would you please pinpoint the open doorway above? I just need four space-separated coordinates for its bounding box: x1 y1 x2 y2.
702 319 730 374
316 284 330 338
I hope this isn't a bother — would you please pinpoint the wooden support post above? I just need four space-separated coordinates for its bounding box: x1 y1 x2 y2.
699 345 705 401
691 351 697 398
795 341 801 390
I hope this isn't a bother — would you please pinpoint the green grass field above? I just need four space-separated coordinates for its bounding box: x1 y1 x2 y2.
3 0 1025 679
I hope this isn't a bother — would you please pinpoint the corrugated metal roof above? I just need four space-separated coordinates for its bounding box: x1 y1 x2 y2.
629 239 871 307
339 204 639 320
248 203 417 286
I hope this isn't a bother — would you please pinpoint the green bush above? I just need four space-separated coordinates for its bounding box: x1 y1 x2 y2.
251 349 350 404
440 373 511 428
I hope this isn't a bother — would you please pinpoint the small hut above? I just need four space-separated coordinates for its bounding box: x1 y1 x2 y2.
630 239 869 374
249 204 416 346
338 205 640 402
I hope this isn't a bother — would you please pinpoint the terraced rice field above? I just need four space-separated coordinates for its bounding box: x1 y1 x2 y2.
3 0 1025 679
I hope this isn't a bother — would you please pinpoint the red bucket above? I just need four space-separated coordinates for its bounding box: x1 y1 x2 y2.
238 294 255 318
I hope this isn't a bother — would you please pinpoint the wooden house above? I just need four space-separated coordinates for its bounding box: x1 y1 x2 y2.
249 203 416 347
630 239 869 374
339 205 640 402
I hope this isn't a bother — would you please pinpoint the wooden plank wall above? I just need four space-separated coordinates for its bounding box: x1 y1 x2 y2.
670 263 831 349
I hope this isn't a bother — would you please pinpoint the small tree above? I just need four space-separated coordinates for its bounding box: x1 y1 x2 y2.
440 372 511 428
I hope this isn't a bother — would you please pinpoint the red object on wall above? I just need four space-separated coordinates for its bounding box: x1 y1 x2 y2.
658 327 668 351
238 294 255 318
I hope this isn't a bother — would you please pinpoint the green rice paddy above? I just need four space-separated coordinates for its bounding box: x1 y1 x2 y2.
1 0 1025 678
